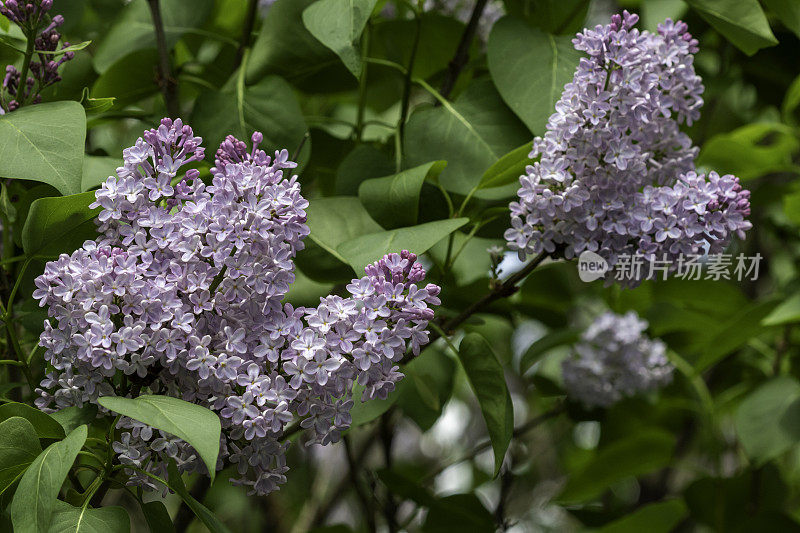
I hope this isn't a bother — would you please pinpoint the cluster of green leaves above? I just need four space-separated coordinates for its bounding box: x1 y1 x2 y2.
0 0 800 531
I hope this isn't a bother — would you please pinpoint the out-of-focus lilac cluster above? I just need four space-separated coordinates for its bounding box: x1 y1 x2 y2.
0 0 75 113
32 118 440 495
505 12 751 286
562 311 672 408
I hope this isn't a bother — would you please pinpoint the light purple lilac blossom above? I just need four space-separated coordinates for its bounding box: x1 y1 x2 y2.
0 0 75 113
562 311 672 408
505 12 751 286
33 118 440 495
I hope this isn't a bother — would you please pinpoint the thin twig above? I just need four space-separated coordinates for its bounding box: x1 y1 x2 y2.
147 0 179 117
438 0 488 100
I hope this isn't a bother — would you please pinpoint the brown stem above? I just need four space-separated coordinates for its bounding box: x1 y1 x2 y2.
438 0 488 100
147 0 179 118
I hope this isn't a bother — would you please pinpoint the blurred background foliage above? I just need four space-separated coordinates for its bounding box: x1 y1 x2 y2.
3 0 800 531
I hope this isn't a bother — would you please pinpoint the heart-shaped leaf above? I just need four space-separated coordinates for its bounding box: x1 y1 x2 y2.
0 101 86 196
358 161 446 228
21 192 99 257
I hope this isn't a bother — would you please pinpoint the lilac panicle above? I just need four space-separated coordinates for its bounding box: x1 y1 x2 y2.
33 118 441 495
505 12 751 286
562 311 672 408
0 0 75 113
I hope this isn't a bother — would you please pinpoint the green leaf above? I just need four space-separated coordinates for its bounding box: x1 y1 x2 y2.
697 123 800 180
457 333 514 476
596 500 689 533
0 403 65 440
559 428 675 503
695 299 778 372
165 460 232 533
685 0 778 56
80 88 115 116
306 196 383 265
141 501 175 533
762 293 800 326
302 0 378 77
404 79 531 195
47 501 130 533
10 425 88 533
734 377 800 463
358 161 445 228
191 75 310 169
335 144 394 195
397 346 456 431
0 101 86 196
502 0 589 34
91 49 160 109
477 143 531 190
337 218 469 274
82 156 120 192
520 328 581 373
93 0 213 73
97 395 221 482
42 41 92 56
49 406 98 435
21 192 99 257
0 417 42 496
487 17 582 135
246 0 355 92
785 191 800 226
372 14 472 80
349 384 400 427
764 0 800 38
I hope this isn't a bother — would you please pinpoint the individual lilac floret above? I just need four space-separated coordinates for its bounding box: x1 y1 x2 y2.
32 118 440 496
505 12 751 286
0 1 75 113
562 311 672 408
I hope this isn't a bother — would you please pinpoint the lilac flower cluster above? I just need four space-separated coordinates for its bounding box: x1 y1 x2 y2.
33 118 440 495
0 0 75 113
562 311 672 408
505 12 751 286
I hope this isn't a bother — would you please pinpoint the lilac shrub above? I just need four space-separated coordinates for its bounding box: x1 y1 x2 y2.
0 0 75 113
32 118 440 495
562 311 673 408
505 12 752 285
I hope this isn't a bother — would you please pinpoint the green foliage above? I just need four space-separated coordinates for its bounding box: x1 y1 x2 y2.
0 102 86 196
457 333 514 476
47 500 130 533
9 425 87 533
685 0 778 55
21 192 99 257
734 377 800 463
97 395 221 482
0 403 65 440
358 161 445 228
302 0 379 77
404 79 530 195
487 17 581 135
0 417 42 496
